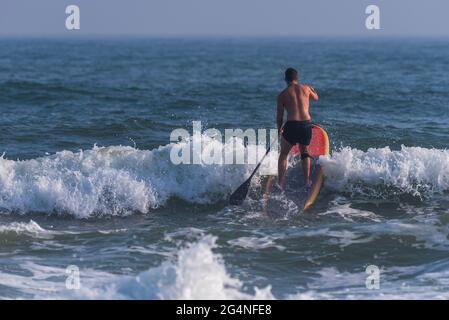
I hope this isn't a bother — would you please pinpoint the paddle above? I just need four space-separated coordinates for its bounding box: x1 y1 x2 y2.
229 147 271 205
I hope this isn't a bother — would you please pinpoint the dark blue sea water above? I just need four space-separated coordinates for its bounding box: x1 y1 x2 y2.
0 37 448 299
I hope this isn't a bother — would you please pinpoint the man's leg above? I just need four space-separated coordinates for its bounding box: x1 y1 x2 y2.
299 145 311 187
278 136 292 189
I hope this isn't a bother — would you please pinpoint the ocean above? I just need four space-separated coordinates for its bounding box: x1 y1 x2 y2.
0 37 448 299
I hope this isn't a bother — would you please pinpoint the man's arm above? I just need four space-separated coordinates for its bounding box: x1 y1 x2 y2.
276 94 284 135
308 85 319 101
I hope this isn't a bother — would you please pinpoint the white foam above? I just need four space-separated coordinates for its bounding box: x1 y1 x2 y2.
0 220 56 239
300 228 374 248
319 199 381 222
0 135 277 217
0 235 274 300
97 228 128 235
358 220 449 250
228 236 286 251
111 235 274 300
2 234 449 300
320 146 449 196
288 262 449 300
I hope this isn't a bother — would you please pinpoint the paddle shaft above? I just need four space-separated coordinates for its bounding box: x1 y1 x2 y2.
247 147 271 180
229 147 271 205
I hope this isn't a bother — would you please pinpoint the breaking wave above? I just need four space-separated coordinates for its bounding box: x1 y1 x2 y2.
0 135 276 218
0 235 274 300
1 141 448 217
320 146 449 198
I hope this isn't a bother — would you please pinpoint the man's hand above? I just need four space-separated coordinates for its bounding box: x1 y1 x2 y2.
308 85 319 101
278 127 283 137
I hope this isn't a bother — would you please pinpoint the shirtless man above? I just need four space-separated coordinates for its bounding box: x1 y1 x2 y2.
277 67 318 189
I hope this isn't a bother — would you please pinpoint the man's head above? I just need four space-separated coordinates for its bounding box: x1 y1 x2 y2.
284 67 299 84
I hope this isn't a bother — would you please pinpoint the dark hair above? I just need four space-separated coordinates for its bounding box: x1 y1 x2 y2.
284 68 298 83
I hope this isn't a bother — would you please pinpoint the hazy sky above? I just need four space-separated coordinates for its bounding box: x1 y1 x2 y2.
1 0 448 37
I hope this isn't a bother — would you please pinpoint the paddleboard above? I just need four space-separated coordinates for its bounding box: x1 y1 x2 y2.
264 124 329 211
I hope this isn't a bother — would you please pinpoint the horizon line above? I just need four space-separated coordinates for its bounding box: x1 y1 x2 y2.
1 33 449 40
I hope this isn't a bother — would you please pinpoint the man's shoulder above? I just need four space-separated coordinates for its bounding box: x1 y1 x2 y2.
298 84 312 95
277 89 288 99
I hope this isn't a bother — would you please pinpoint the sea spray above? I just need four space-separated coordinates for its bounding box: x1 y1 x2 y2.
112 235 274 300
1 143 448 217
0 135 277 217
320 145 449 197
0 235 274 300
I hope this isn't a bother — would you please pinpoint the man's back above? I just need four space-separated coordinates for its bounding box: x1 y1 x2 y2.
278 84 318 122
277 67 319 189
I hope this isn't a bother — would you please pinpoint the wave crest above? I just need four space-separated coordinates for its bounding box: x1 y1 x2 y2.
0 135 275 218
320 146 449 197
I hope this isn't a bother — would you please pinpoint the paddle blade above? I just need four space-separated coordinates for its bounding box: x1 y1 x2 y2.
229 179 251 205
229 147 270 206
